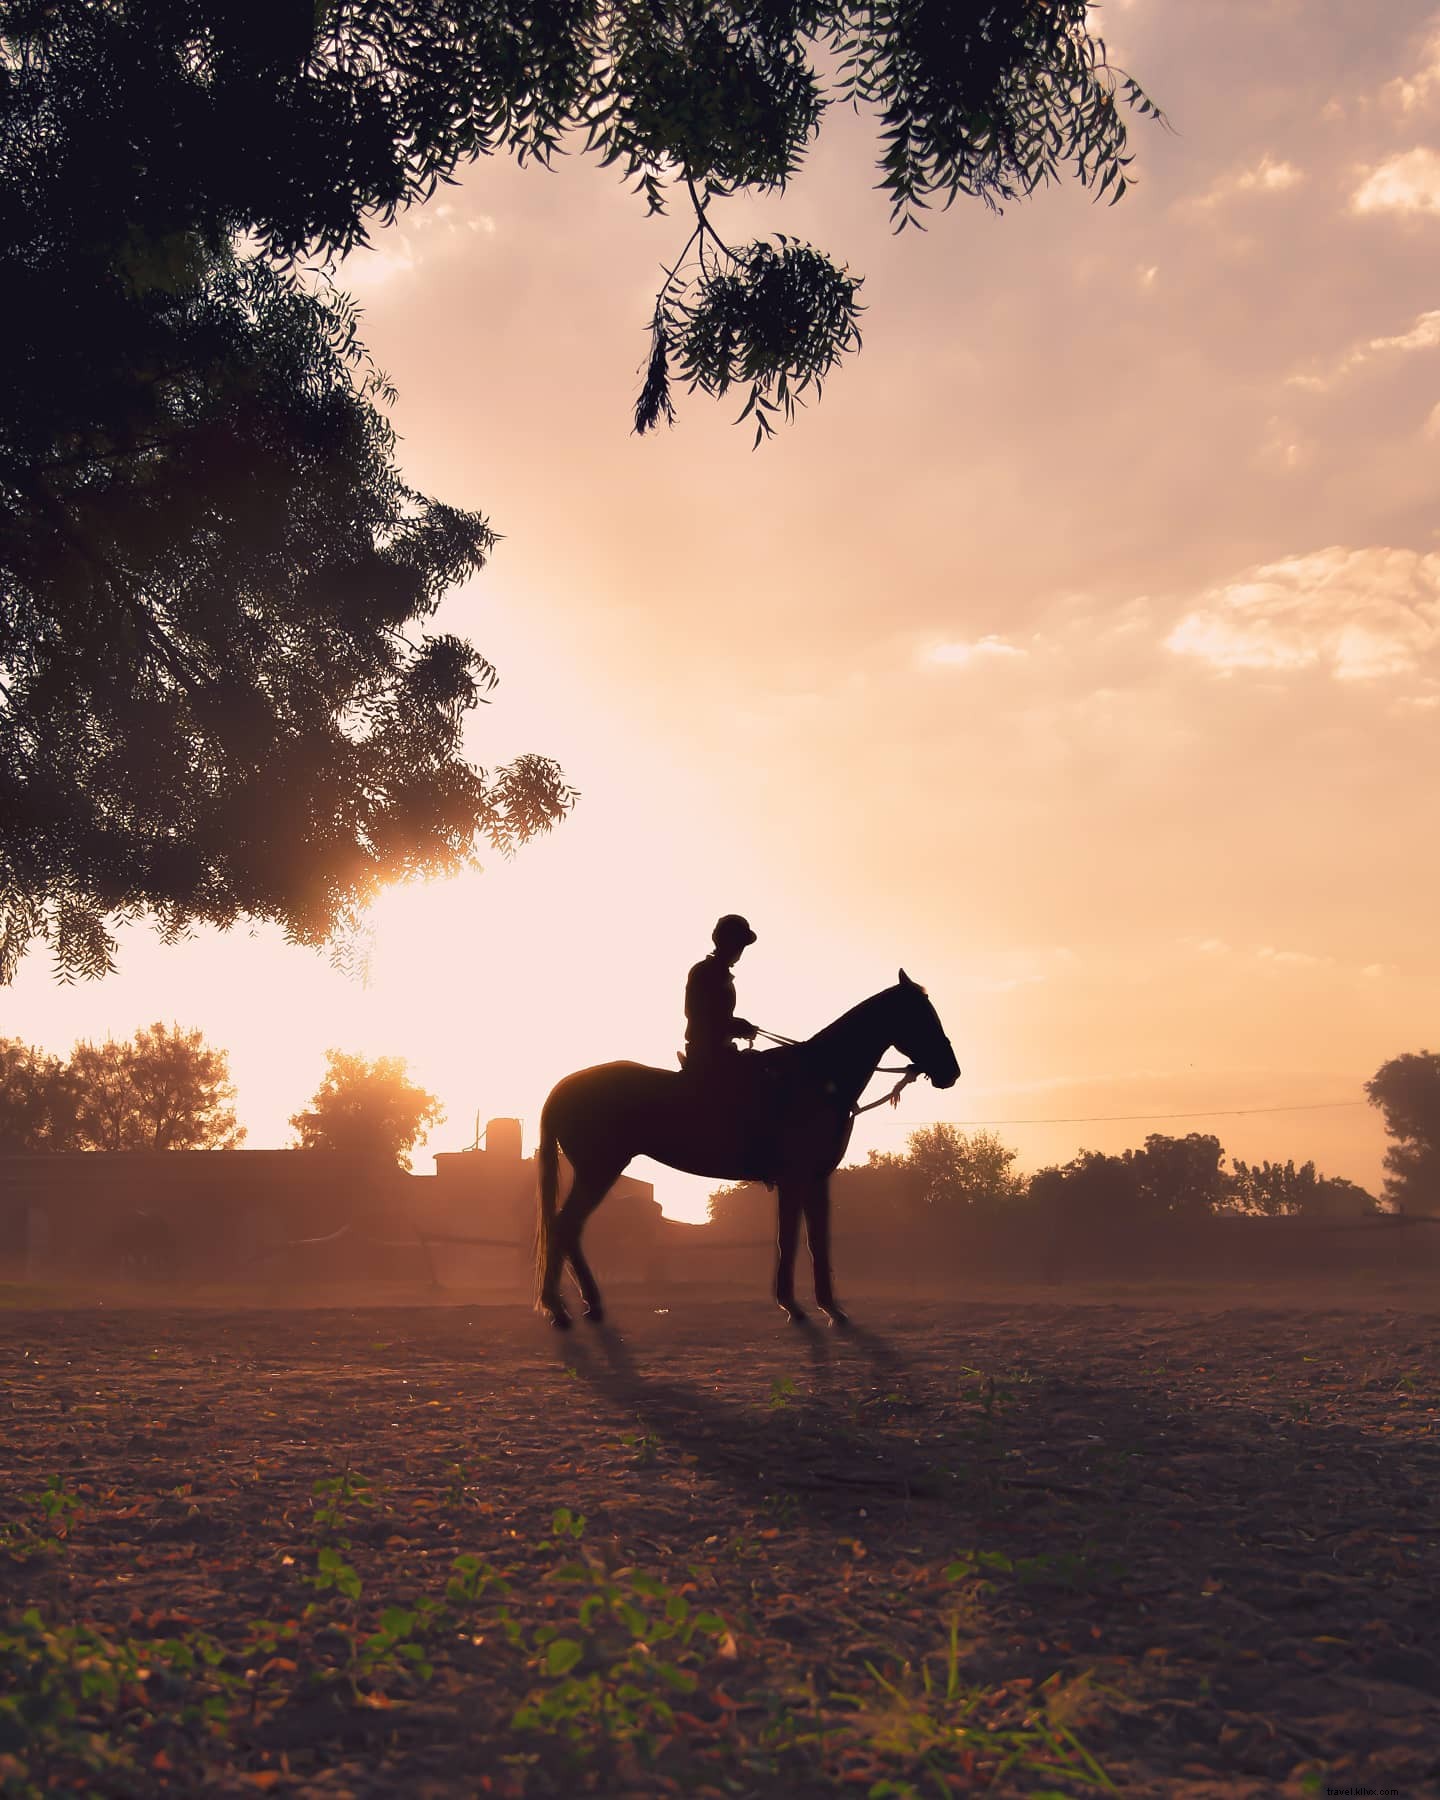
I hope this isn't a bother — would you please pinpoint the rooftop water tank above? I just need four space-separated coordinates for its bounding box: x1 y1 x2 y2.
486 1117 523 1162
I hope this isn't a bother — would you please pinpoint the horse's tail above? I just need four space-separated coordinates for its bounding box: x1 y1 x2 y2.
533 1098 561 1310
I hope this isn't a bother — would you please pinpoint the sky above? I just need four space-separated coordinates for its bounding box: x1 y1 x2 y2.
7 0 1440 1217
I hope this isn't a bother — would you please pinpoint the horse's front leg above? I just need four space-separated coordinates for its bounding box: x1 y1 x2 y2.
774 1184 806 1323
801 1179 849 1327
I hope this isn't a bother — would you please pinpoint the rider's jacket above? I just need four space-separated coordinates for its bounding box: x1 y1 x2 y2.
684 954 744 1067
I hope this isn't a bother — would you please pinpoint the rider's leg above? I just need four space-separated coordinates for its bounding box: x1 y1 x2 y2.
774 1184 806 1322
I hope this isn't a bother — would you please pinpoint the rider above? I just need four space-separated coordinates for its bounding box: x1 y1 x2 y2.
683 915 759 1076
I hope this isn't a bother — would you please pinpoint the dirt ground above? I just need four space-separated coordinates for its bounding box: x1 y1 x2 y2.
3 1279 1439 1797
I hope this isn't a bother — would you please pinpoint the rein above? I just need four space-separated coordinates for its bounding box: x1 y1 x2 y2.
752 1025 920 1117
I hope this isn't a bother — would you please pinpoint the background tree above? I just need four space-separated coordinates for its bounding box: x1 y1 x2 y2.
1029 1150 1145 1236
708 1124 1025 1236
67 1022 244 1150
1123 1133 1227 1218
291 1050 443 1170
0 1037 81 1150
906 1123 1026 1214
2 2 1156 978
1366 1052 1440 1214
1228 1157 1379 1220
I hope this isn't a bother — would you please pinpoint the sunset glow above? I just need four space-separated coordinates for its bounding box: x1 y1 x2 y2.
9 2 1439 1217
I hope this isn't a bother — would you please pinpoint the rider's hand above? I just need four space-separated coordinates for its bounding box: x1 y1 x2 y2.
734 1019 758 1039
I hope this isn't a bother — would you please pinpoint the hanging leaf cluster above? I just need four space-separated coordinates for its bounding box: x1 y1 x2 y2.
639 237 864 444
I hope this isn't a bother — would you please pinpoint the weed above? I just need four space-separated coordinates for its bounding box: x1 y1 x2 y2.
440 1462 473 1509
512 1512 729 1768
956 1365 1012 1422
310 1468 374 1545
769 1376 798 1411
620 1425 660 1467
846 1616 1116 1794
762 1491 800 1529
1 1476 81 1564
945 1546 1120 1594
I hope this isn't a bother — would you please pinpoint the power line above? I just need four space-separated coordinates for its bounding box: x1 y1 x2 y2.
897 1099 1369 1127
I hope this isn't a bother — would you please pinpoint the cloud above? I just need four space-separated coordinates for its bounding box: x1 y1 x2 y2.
1382 23 1440 113
338 202 497 294
1165 547 1440 682
1287 307 1440 390
1256 945 1327 970
1189 154 1304 211
923 635 1026 669
1351 146 1440 215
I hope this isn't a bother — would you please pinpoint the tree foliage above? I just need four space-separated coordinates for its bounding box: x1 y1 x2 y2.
903 1122 1025 1211
0 1037 80 1150
1124 1132 1227 1219
2 1023 241 1150
67 1022 244 1151
2 1 1157 977
291 1049 443 1170
1366 1051 1440 1214
1228 1157 1377 1220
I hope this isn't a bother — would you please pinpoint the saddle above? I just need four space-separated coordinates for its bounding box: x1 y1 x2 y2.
676 1047 787 1182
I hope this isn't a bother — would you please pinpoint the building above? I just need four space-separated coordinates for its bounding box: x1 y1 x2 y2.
0 1118 664 1292
422 1118 663 1288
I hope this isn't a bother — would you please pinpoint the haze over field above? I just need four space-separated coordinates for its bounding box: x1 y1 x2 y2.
8 0 1438 1216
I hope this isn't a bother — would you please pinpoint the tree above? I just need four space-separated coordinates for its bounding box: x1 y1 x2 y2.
291 1050 443 1170
1366 1052 1440 1213
1227 1157 1379 1219
0 1037 80 1149
2 3 1156 977
67 1022 244 1150
1124 1133 1227 1217
1029 1151 1145 1231
905 1123 1025 1212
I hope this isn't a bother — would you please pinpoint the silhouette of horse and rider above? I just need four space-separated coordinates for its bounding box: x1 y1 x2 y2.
535 916 960 1330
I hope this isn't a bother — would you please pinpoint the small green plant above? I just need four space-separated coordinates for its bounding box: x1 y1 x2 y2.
304 1469 377 1601
512 1513 729 1768
1 1476 82 1563
956 1365 1012 1422
945 1546 1117 1594
440 1463 471 1509
310 1468 374 1544
768 1376 797 1411
311 1545 363 1600
0 1609 240 1795
761 1491 800 1528
620 1425 660 1467
844 1616 1116 1794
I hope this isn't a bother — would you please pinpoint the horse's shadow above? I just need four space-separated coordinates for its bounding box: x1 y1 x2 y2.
552 1317 955 1529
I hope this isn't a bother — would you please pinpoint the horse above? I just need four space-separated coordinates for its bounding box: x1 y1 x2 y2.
534 970 960 1329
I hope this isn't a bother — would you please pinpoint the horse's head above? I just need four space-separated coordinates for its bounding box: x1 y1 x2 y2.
892 970 960 1089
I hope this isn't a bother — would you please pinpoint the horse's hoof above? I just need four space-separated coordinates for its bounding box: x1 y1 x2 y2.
583 1306 605 1326
779 1302 808 1325
822 1306 851 1330
546 1305 572 1331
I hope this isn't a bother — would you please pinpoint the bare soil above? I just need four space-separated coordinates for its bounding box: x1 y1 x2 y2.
3 1282 1439 1797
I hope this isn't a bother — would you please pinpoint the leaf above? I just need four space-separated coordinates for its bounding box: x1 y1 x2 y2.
545 1638 584 1675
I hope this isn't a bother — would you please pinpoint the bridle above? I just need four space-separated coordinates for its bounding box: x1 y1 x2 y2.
750 1025 922 1118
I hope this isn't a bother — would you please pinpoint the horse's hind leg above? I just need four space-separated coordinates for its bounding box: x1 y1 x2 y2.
556 1169 623 1324
774 1184 806 1323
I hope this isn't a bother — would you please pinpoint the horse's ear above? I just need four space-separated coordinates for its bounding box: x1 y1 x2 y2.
898 968 913 987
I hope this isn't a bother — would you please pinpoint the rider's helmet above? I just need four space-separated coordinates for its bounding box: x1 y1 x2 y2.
713 914 757 951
